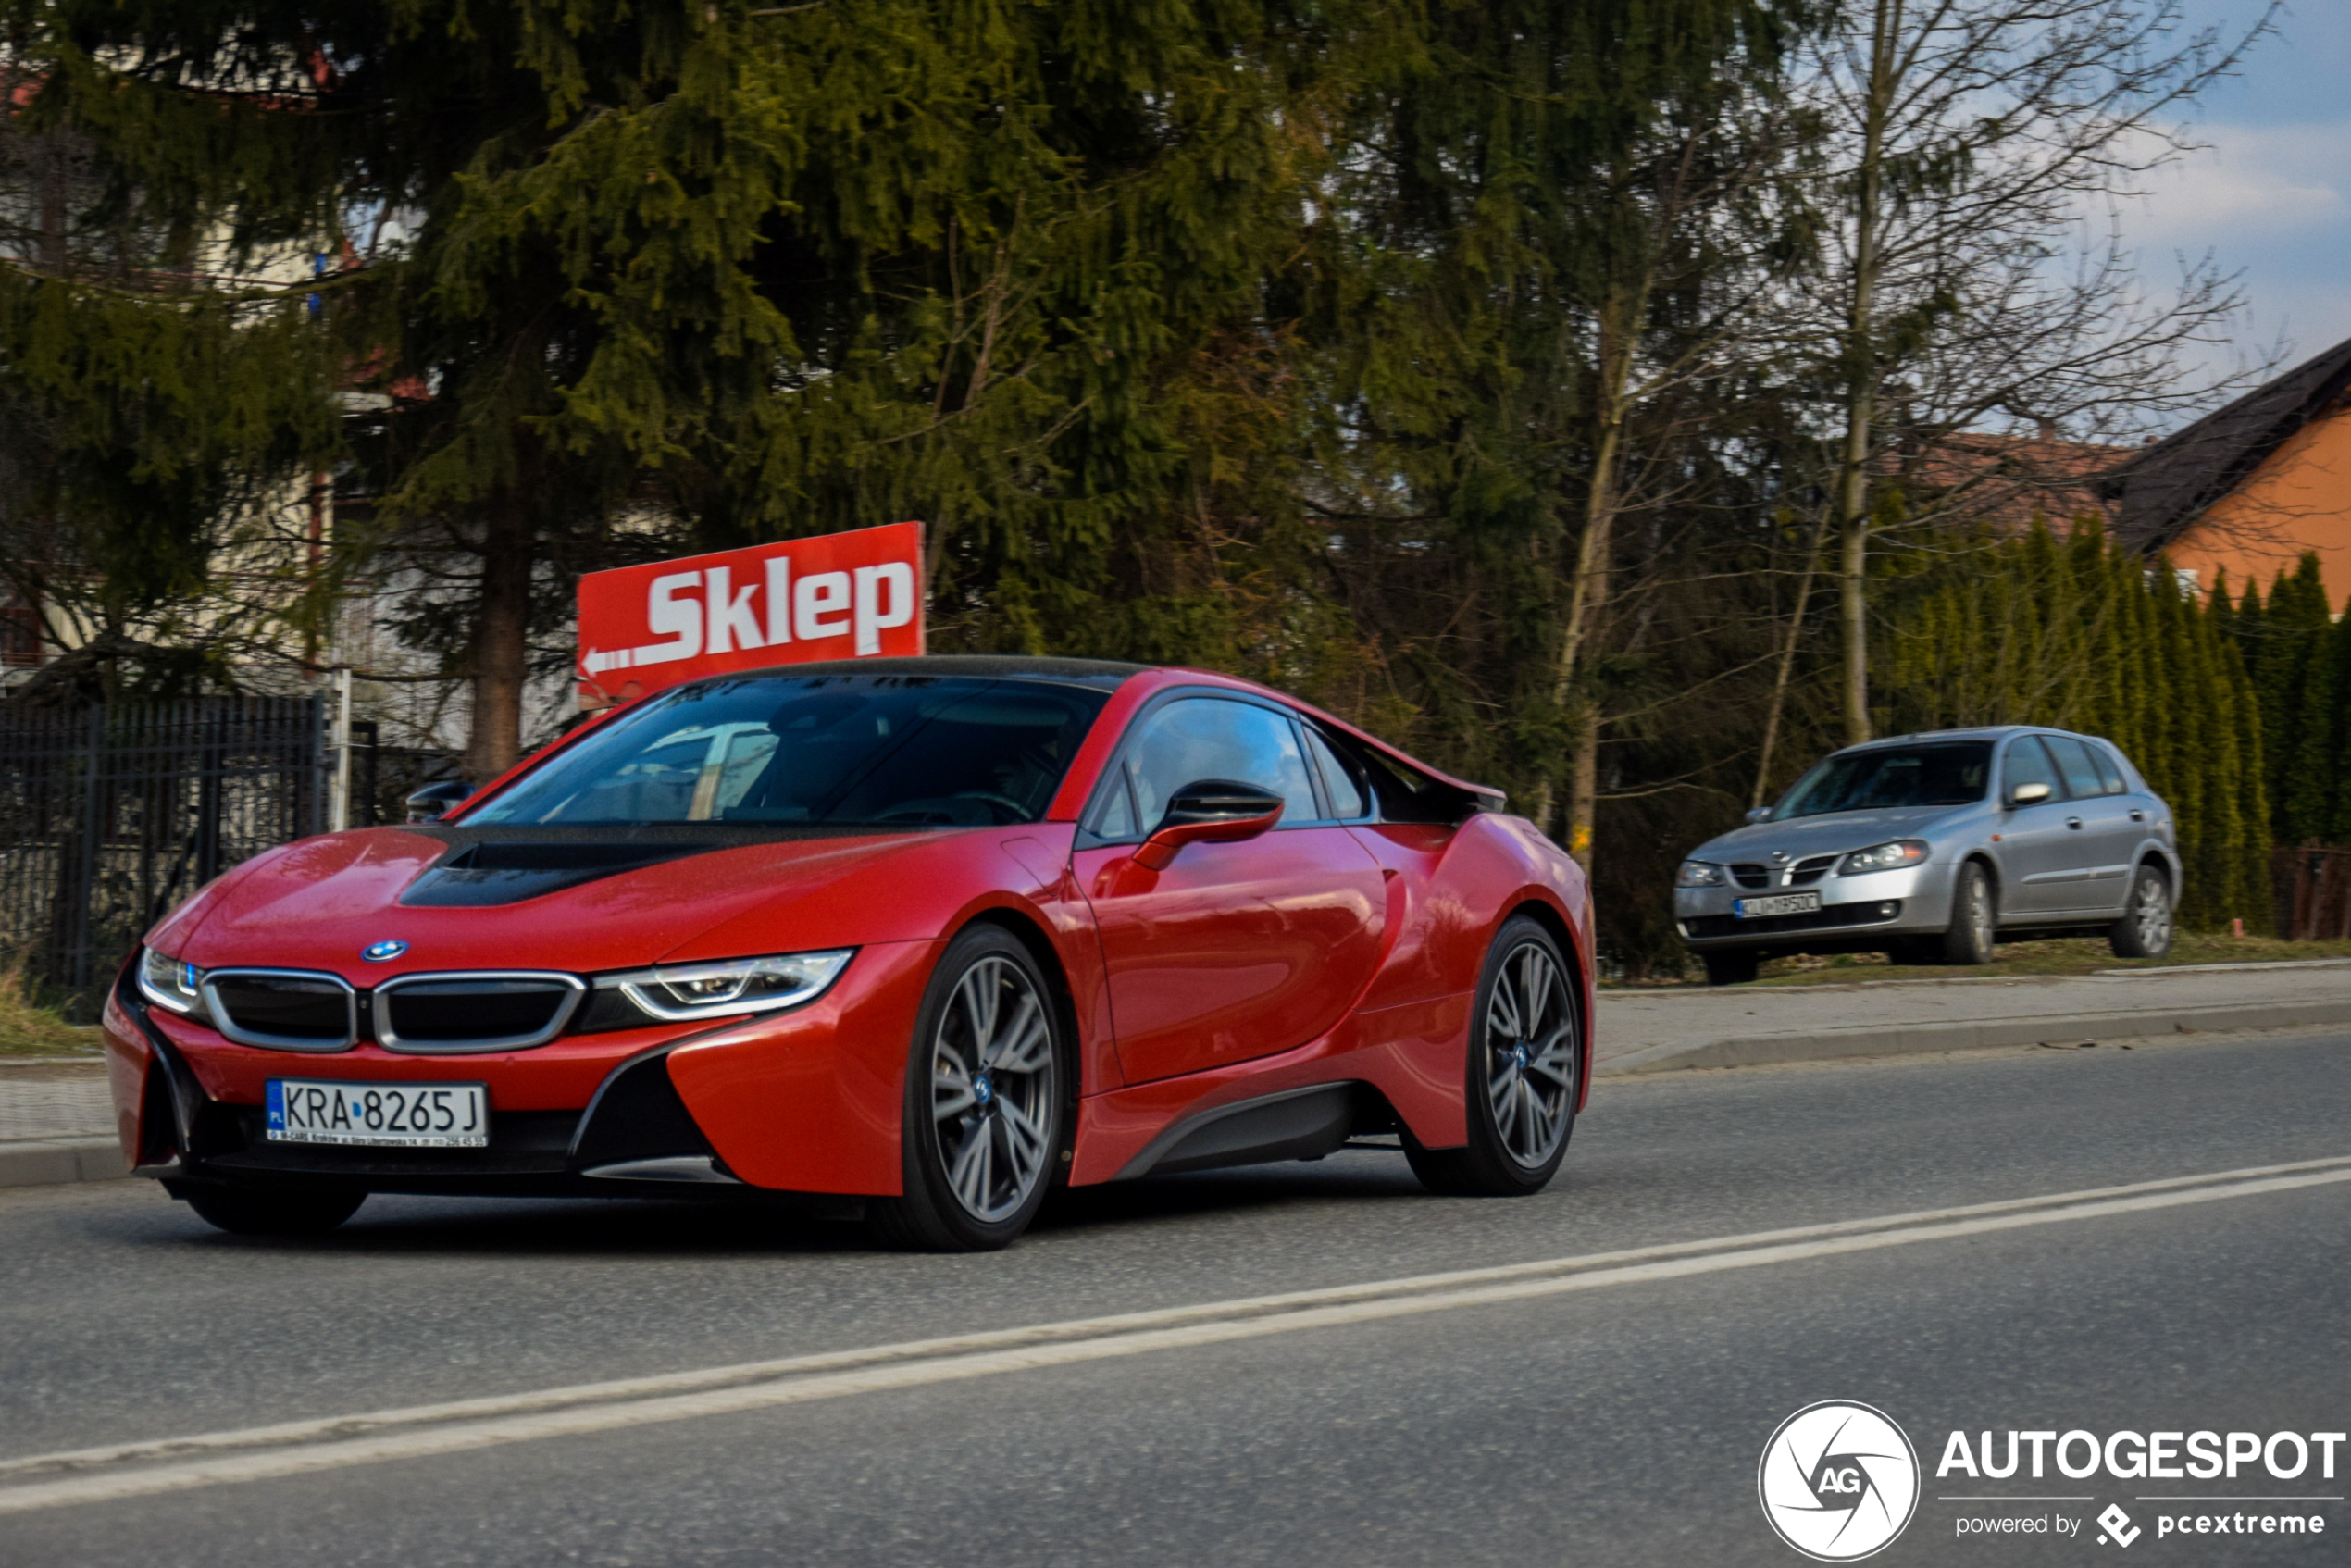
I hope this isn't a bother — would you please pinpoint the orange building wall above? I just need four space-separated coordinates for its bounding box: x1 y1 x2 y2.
2168 406 2351 612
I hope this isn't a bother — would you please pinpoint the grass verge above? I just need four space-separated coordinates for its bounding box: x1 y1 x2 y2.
1615 931 2351 989
0 965 102 1056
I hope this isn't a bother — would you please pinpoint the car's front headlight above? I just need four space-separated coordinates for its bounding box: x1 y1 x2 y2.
1837 840 1929 876
1674 861 1726 889
596 949 854 1023
137 947 207 1016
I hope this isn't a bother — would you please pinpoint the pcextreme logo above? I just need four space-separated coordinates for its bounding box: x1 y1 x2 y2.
1760 1401 1922 1561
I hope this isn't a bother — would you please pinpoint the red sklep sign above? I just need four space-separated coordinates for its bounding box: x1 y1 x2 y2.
577 522 925 706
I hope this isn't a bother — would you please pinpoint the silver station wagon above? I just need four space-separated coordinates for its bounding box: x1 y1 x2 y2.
1673 727 2180 985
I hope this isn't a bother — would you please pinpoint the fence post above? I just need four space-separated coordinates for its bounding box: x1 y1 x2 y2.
68 703 104 996
305 691 326 837
329 668 353 832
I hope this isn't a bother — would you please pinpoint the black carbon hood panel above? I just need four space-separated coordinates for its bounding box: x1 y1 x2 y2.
396 825 893 907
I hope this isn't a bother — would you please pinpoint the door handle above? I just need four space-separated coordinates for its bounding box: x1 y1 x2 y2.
2130 810 2145 822
2066 816 2083 830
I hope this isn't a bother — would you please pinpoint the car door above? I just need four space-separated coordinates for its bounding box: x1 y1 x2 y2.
1073 693 1387 1086
1995 735 2084 917
2042 734 2138 914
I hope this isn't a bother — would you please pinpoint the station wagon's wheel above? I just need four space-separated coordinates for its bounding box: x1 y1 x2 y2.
1940 861 1996 965
1407 915 1579 1198
2108 865 2174 959
869 925 1069 1251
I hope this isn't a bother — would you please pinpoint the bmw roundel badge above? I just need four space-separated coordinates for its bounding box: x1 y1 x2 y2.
361 940 410 963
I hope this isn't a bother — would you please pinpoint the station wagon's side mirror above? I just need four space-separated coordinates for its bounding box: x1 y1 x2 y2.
1745 806 1771 824
2008 780 2052 810
405 779 473 824
1135 779 1285 871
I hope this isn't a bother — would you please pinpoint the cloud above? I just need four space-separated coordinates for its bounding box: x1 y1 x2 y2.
2116 121 2351 249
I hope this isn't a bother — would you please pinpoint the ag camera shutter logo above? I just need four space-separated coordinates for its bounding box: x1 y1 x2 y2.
1759 1400 1921 1561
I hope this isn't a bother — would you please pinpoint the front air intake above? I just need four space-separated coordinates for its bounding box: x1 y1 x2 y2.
375 972 586 1053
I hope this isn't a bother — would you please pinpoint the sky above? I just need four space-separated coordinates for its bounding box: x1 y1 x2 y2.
2120 1 2351 399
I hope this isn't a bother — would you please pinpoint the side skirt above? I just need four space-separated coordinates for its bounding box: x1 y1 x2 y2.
1113 1083 1362 1181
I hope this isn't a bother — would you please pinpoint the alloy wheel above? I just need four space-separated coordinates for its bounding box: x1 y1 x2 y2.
2133 874 2172 951
1483 939 1577 1170
1966 876 1994 952
928 954 1057 1223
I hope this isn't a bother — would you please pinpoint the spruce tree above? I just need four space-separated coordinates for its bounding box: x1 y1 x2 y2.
6 0 1365 775
1310 0 1808 853
0 93 340 678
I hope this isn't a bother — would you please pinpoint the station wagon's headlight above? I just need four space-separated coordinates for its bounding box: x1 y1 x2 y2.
1675 861 1726 889
137 948 206 1015
1837 840 1929 875
598 949 853 1022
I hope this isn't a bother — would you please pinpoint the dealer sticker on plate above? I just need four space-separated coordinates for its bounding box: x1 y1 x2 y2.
266 1079 490 1148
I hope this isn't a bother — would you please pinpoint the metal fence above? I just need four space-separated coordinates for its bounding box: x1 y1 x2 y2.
0 696 447 1020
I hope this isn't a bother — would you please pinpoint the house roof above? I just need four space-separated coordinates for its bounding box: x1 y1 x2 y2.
1901 431 2127 529
2102 333 2351 554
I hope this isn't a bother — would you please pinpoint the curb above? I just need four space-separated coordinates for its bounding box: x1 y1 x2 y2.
0 1139 128 1191
1594 999 2351 1076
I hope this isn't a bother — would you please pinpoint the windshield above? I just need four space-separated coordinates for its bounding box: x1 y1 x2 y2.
468 674 1109 828
1771 741 1992 821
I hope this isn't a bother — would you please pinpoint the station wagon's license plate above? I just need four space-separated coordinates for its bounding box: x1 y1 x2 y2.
1733 891 1822 919
266 1079 489 1147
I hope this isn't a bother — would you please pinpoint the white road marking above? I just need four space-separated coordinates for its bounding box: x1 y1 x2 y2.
4 1154 2348 1514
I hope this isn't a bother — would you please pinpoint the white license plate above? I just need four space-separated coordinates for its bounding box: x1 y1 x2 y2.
266 1079 489 1147
1733 891 1822 919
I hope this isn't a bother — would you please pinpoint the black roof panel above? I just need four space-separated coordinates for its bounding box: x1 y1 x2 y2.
681 654 1148 691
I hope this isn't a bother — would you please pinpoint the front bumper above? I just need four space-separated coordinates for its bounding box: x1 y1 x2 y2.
1673 862 1957 950
103 939 943 1201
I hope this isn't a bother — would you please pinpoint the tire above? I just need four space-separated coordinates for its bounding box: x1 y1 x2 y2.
1407 916 1579 1198
2108 864 2174 959
868 925 1070 1251
182 1185 364 1237
1940 862 1996 965
1701 949 1760 986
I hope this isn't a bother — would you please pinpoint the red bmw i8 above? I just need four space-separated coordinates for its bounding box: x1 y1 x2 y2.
104 657 1592 1250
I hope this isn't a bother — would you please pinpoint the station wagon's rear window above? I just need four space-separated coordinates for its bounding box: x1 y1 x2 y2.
1771 741 1993 821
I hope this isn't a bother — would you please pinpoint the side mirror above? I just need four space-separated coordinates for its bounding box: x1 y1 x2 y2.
1134 779 1284 871
1744 806 1771 824
405 779 473 824
2008 781 2052 810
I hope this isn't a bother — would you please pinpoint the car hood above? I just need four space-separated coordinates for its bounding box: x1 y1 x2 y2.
1687 804 1966 864
151 825 984 981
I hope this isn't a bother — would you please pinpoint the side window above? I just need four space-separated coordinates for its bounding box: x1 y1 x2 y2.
1304 728 1368 820
1124 697 1319 830
2042 736 2108 800
1089 769 1138 839
2090 742 2130 796
2003 736 2062 802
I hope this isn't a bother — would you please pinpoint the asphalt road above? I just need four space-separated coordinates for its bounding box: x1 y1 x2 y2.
4 1029 2348 1567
